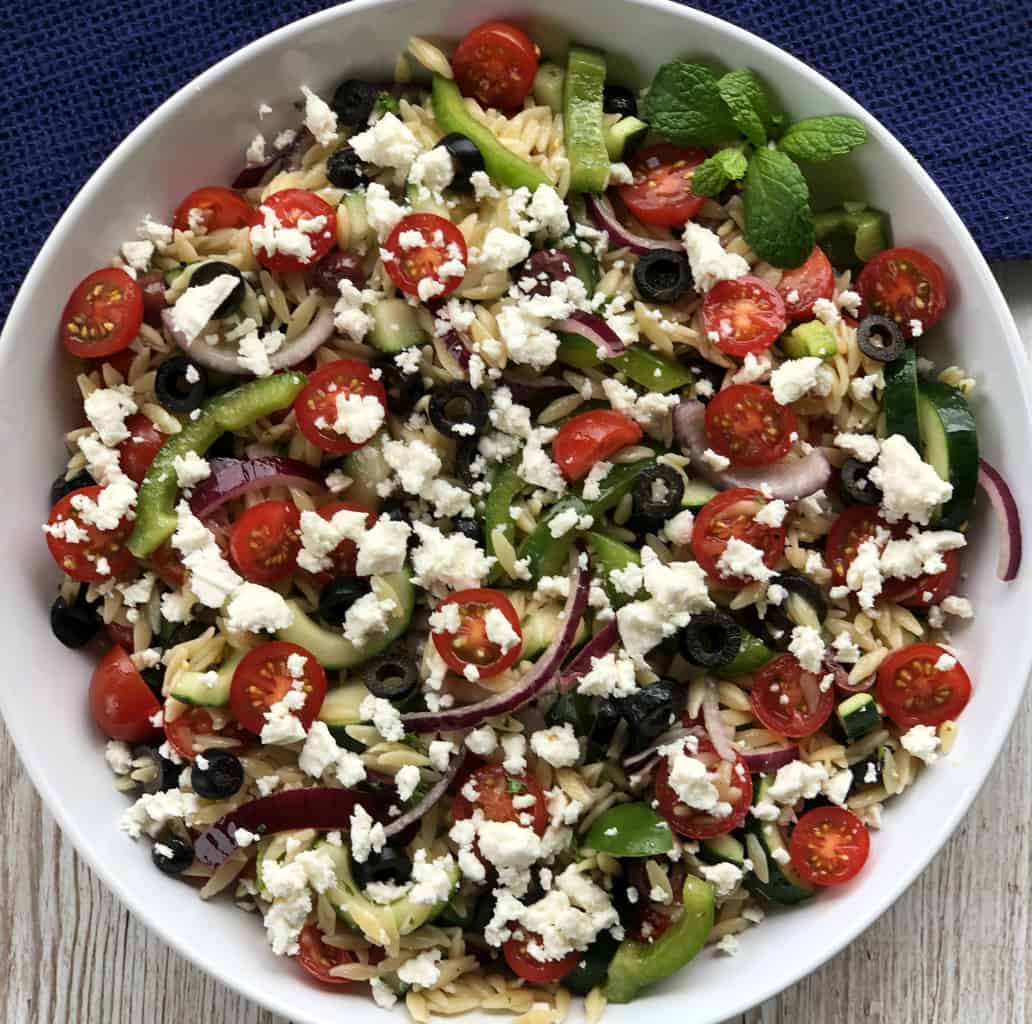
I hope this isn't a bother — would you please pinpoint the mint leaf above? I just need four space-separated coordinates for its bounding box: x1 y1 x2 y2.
716 70 773 147
778 116 867 162
691 148 748 197
743 148 815 269
644 62 740 147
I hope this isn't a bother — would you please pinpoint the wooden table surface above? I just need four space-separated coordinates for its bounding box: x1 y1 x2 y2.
3 265 1029 1024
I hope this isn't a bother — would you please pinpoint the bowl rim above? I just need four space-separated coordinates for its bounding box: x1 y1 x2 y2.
3 0 1030 1020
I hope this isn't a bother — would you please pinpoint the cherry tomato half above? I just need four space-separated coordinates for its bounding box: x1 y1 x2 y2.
117 413 166 484
296 924 356 984
653 741 753 839
789 806 870 885
618 143 707 227
503 936 579 983
383 213 468 301
857 246 947 339
45 486 136 583
164 707 248 763
452 20 539 112
876 642 971 728
776 246 836 322
294 359 388 454
691 487 786 588
702 276 787 357
432 588 523 679
898 550 961 608
230 641 328 735
450 764 548 835
252 189 337 274
824 506 912 602
173 186 253 234
704 383 797 468
229 500 301 585
60 268 143 358
750 653 835 738
553 409 642 481
89 646 162 743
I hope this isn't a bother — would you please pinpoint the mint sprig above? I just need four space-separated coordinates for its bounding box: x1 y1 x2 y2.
691 148 748 198
778 115 868 162
716 70 775 147
643 63 739 147
743 149 815 268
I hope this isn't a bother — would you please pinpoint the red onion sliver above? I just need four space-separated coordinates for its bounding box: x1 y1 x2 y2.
501 371 574 407
740 744 801 773
433 329 471 378
554 310 626 357
585 193 676 255
189 457 325 519
622 725 698 771
382 749 467 841
824 652 872 694
979 458 1022 581
559 620 619 691
702 682 737 762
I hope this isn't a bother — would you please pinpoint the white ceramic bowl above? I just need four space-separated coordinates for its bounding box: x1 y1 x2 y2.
2 1 1029 1021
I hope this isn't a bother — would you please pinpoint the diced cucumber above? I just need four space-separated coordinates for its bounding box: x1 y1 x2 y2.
168 651 244 708
681 478 718 509
604 116 649 160
916 381 979 529
533 61 566 113
883 347 921 450
849 746 888 788
814 206 890 269
782 320 838 360
698 833 748 866
403 183 450 218
318 680 372 728
339 433 390 509
501 590 589 658
743 776 816 905
367 297 426 353
835 692 881 741
342 188 372 251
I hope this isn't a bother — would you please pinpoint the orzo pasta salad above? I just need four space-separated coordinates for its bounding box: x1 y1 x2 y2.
45 21 1021 1016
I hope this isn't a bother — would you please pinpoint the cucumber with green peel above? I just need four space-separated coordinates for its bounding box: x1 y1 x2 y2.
883 347 921 450
367 297 426 353
604 116 649 160
168 651 244 708
339 433 391 509
318 680 372 728
781 320 838 360
403 182 450 218
499 590 589 658
916 381 979 529
532 61 566 113
814 206 890 269
681 478 719 508
742 776 816 905
342 188 373 250
836 692 881 741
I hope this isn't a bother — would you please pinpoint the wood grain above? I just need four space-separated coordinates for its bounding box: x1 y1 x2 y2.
2 265 1029 1024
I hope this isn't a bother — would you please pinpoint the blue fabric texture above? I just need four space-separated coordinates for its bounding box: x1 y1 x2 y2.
1 0 1029 320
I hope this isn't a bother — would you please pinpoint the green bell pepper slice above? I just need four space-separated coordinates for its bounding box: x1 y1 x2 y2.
605 875 715 1003
562 932 621 996
558 333 695 394
564 46 611 193
781 320 838 361
431 77 550 192
584 802 673 857
586 531 641 608
814 206 889 269
716 627 774 677
483 463 529 569
127 371 306 557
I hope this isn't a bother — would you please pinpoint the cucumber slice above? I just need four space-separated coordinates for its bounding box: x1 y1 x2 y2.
533 61 566 113
500 590 589 658
367 297 426 354
603 116 649 161
276 572 415 669
743 776 815 905
342 189 372 251
318 680 372 728
403 183 450 218
916 381 979 529
681 478 718 509
698 833 747 866
781 321 838 360
883 347 921 450
339 434 390 509
168 651 244 708
835 692 881 741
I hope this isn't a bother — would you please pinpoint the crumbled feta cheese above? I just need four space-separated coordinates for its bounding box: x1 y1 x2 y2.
530 724 581 768
411 522 494 593
835 432 881 463
395 764 421 802
84 386 138 446
137 214 174 248
370 979 398 1009
172 450 210 489
170 501 241 608
754 498 787 527
360 694 405 742
408 849 456 904
343 591 397 647
300 85 338 145
576 650 639 699
701 447 730 471
348 112 421 176
823 768 853 806
298 721 340 778
681 222 749 293
608 162 633 185
501 733 527 774
409 146 455 195
466 726 498 756
224 582 294 634
717 537 775 583
901 724 940 764
250 206 319 266
788 624 825 673
355 516 411 576
832 631 861 663
397 949 443 989
105 740 133 775
767 760 829 803
480 227 532 271
698 861 743 897
663 744 731 819
935 651 958 672
296 506 368 575
428 740 456 773
260 695 308 746
909 318 924 338
869 434 953 525
770 356 825 405
121 240 154 272
349 804 386 864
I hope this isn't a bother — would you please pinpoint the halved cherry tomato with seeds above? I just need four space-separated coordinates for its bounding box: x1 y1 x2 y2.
898 550 961 608
173 186 253 234
432 588 523 679
252 189 336 274
653 740 752 839
117 413 166 484
750 653 835 738
164 707 248 762
45 486 136 583
618 143 707 227
229 500 301 584
294 359 388 454
230 641 327 735
450 763 548 835
857 246 947 339
776 246 836 322
789 806 870 885
149 541 187 588
300 501 377 584
89 646 163 743
703 276 787 356
452 21 539 112
60 268 143 358
503 936 579 983
704 383 797 467
296 924 357 985
824 505 911 602
876 642 971 728
692 487 786 588
383 213 468 301
553 409 642 481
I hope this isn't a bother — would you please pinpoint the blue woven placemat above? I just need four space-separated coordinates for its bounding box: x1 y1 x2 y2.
1 0 1029 321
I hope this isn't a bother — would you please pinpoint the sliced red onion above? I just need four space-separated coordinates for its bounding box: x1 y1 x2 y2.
799 669 820 717
382 749 467 841
979 459 1022 581
740 744 801 773
673 400 832 501
585 194 676 255
622 726 699 771
231 128 312 188
559 621 619 691
433 330 472 378
232 158 280 190
189 457 325 518
194 788 384 867
702 683 737 762
401 560 590 732
821 653 871 694
501 371 574 407
554 311 626 357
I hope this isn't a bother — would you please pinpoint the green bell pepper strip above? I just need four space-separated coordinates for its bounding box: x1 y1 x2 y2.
781 320 838 360
562 932 621 996
557 333 695 394
814 206 889 269
583 802 673 857
564 47 611 193
127 371 307 557
483 463 529 570
605 875 715 1003
586 531 641 608
431 77 550 192
715 627 774 677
